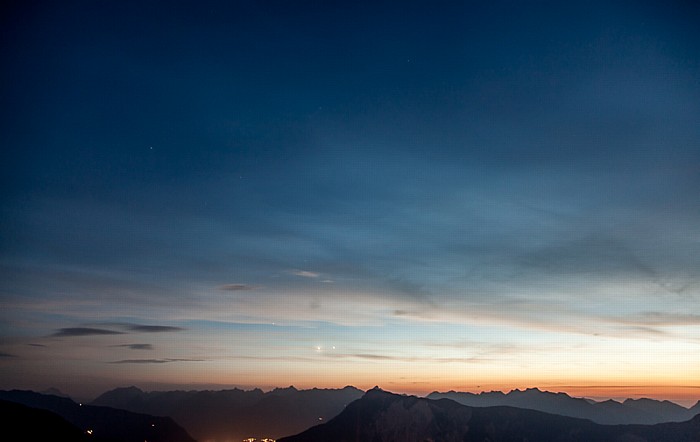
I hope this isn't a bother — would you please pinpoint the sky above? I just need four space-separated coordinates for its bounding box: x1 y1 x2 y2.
1 0 699 404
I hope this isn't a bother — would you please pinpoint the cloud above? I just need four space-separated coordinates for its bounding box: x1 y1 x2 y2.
126 325 185 333
49 324 184 338
219 284 259 291
27 343 47 347
325 353 487 364
113 344 153 350
110 358 203 364
225 355 317 362
291 270 320 278
51 327 124 337
0 352 16 358
611 312 700 326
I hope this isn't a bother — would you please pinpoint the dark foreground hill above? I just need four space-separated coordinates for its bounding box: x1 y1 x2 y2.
1 400 95 441
0 390 195 442
429 388 700 425
280 388 700 442
92 385 363 441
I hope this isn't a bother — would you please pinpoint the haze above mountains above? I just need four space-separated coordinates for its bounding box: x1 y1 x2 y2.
2 385 698 441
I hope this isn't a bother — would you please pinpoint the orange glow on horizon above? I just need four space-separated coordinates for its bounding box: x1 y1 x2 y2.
374 382 700 408
209 373 700 407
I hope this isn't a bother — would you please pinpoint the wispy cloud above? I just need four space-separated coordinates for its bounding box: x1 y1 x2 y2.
27 343 47 347
50 324 184 337
224 355 318 363
291 270 320 278
611 312 700 326
113 343 153 350
52 327 124 337
126 325 185 333
0 352 16 358
110 358 204 364
325 353 487 364
219 284 259 291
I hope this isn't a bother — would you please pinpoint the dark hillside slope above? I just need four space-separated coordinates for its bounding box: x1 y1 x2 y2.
429 388 698 424
0 390 195 442
1 400 95 441
281 388 700 442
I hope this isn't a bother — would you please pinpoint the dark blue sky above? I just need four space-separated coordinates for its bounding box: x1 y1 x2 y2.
1 1 699 400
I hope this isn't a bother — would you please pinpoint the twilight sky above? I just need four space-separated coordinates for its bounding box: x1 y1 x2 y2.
1 1 699 403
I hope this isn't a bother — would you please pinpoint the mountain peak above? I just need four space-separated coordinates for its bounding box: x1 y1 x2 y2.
363 386 393 399
279 389 700 442
40 387 70 398
105 385 144 394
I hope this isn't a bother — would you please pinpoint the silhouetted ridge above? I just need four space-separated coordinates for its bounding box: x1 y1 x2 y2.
689 400 700 416
92 385 364 441
280 390 700 442
0 390 195 442
271 385 299 395
1 400 94 441
363 386 391 397
429 388 699 424
40 387 71 398
623 397 690 422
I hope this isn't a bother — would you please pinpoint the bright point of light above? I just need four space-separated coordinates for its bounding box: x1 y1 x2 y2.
86 429 93 435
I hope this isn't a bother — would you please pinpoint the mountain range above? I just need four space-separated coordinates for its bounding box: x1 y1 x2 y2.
281 388 700 442
0 390 195 442
91 385 363 441
92 384 700 439
429 388 700 425
5 385 698 441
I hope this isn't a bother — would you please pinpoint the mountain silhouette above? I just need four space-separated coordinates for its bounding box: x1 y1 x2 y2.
0 390 195 442
429 387 699 424
280 388 700 442
92 385 363 441
1 400 96 441
690 400 700 416
40 387 71 398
